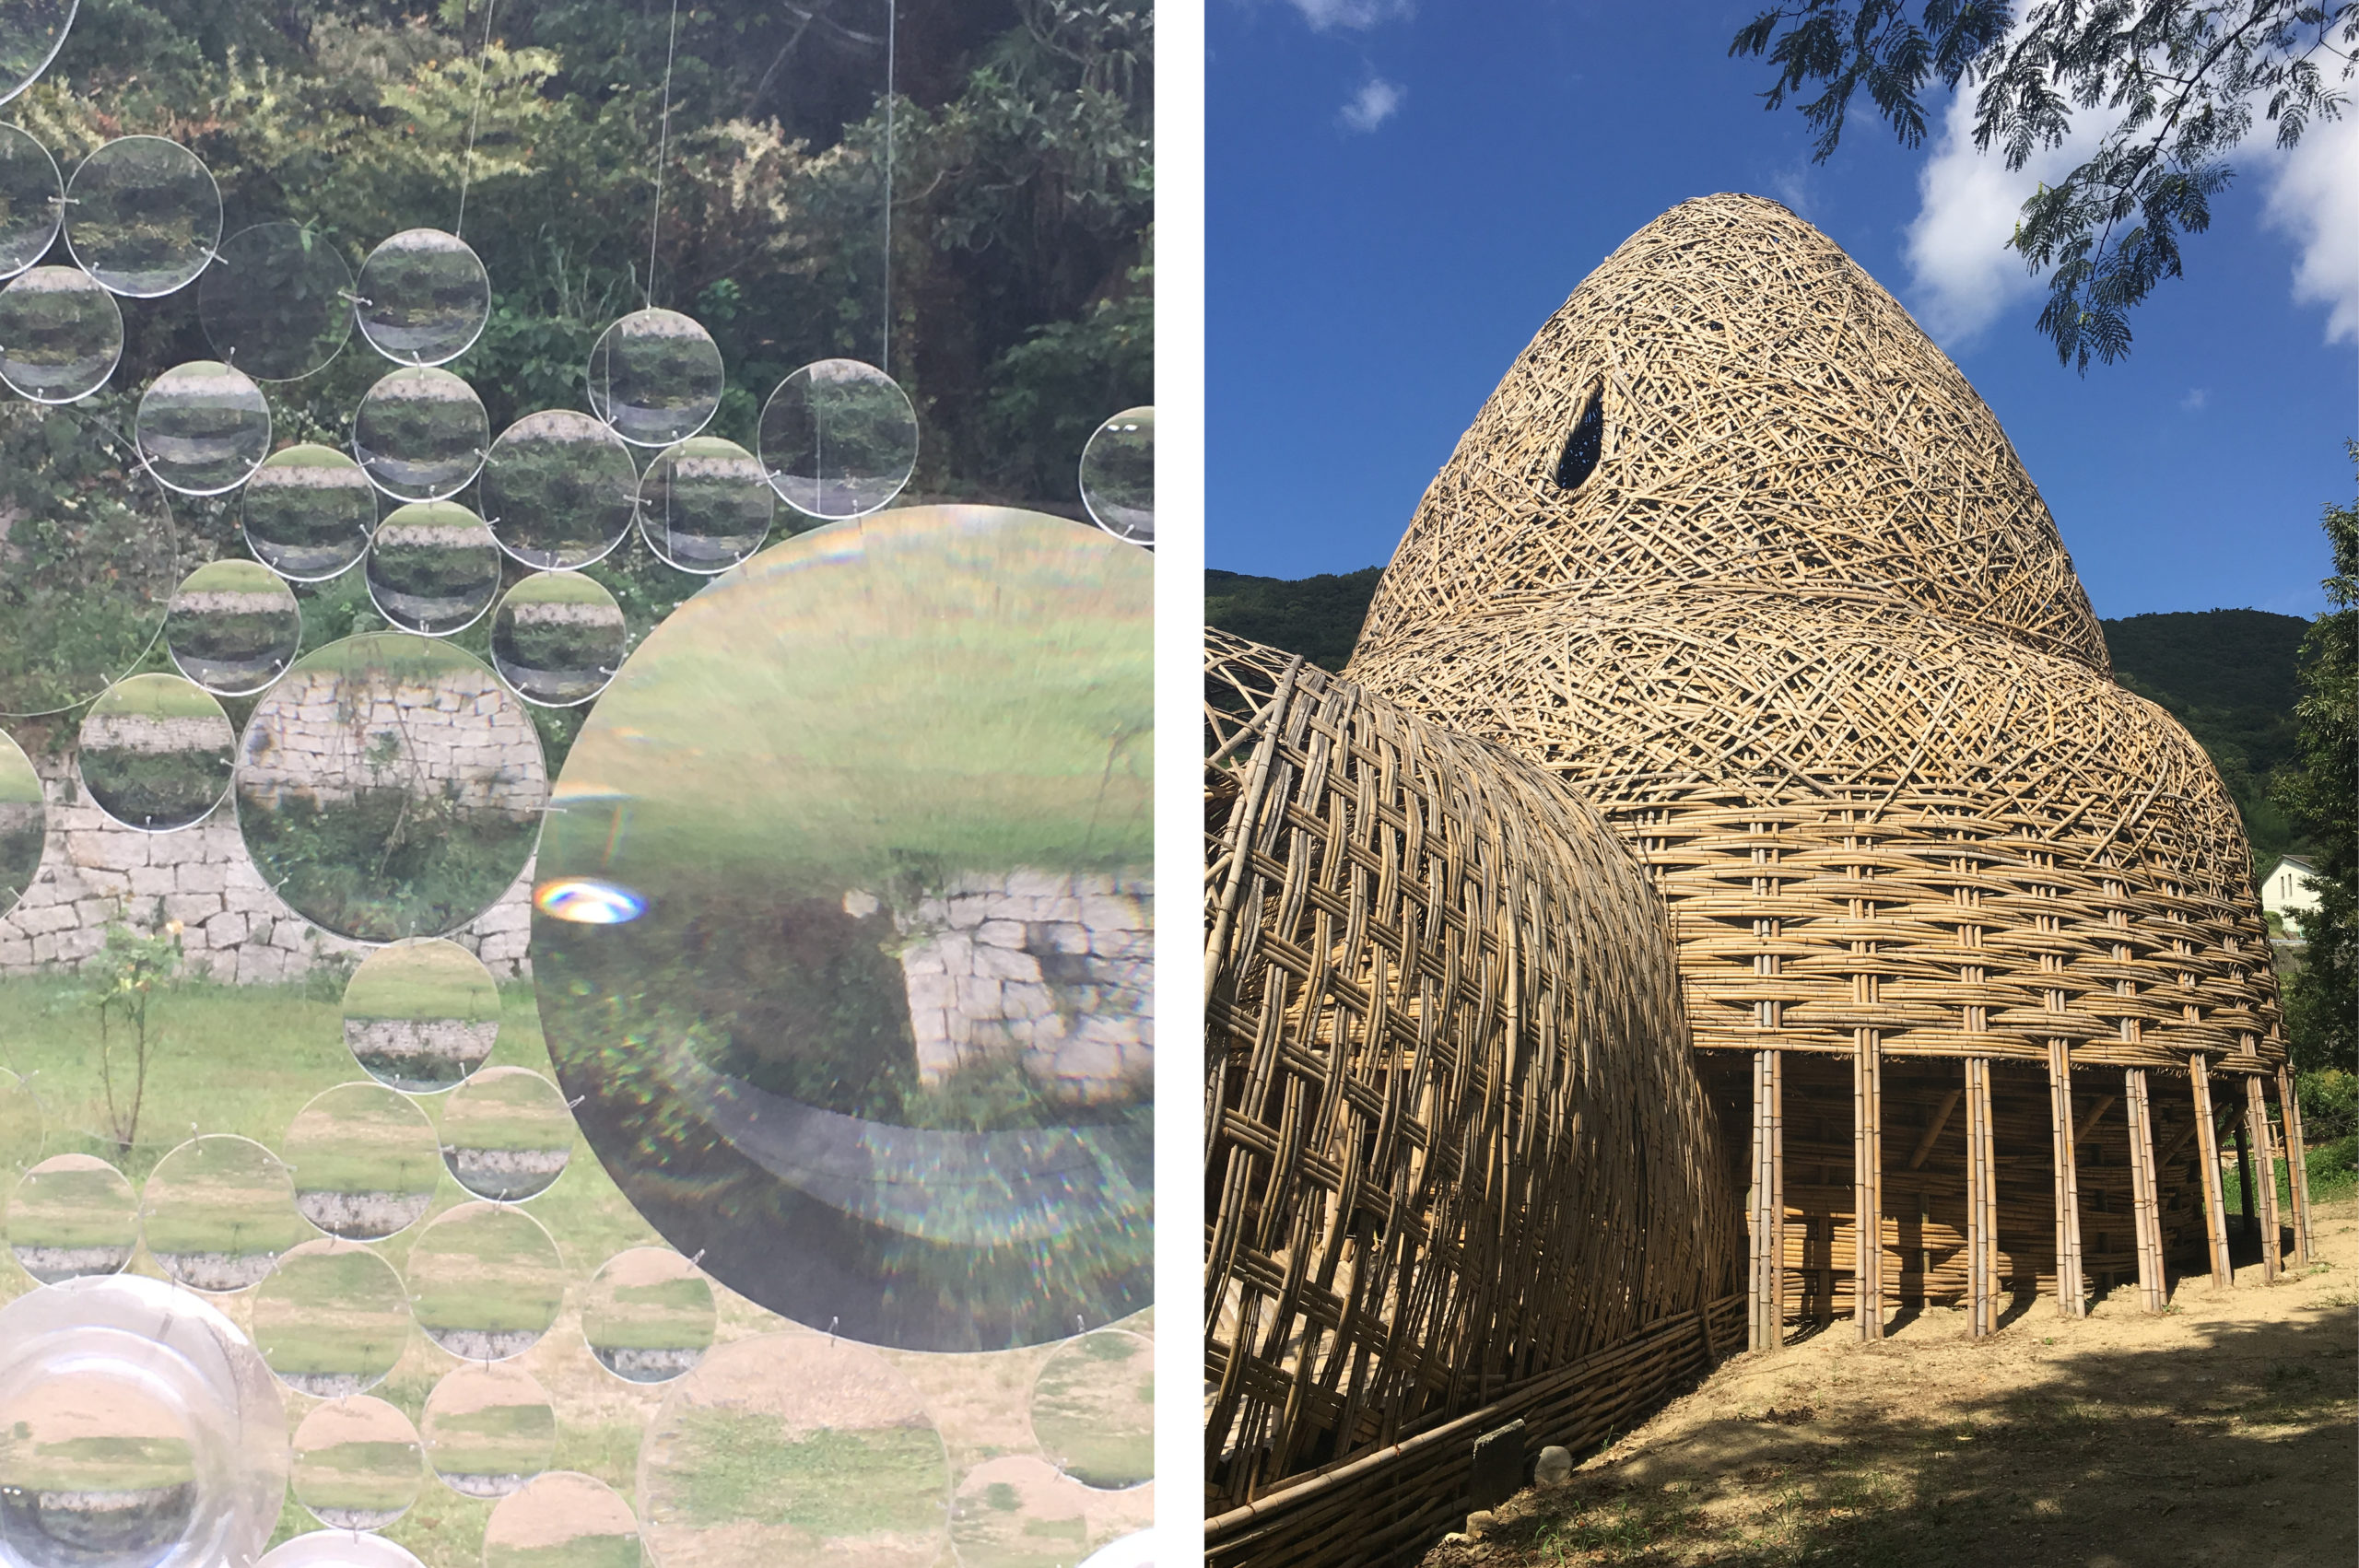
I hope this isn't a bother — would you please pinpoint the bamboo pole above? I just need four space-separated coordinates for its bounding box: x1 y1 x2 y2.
1749 1050 1776 1352
2048 1043 2085 1319
1965 1058 1995 1337
1855 1032 1884 1340
2232 1117 2257 1244
2244 1074 2281 1283
2277 1064 2312 1266
1907 1089 1962 1170
1770 1050 1786 1339
2190 1055 2233 1288
2124 1069 2166 1314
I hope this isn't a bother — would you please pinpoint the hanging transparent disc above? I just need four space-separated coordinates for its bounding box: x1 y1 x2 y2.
1030 1328 1154 1488
0 1 76 110
585 307 723 447
284 1082 441 1240
1079 405 1153 545
198 220 354 381
235 633 546 942
534 509 1153 1352
354 228 488 367
365 499 501 637
952 1455 1105 1568
291 1397 424 1533
252 1238 413 1397
0 401 177 718
9 1153 136 1282
485 1473 640 1568
261 1533 428 1568
438 1065 572 1202
0 728 41 921
76 672 236 833
490 571 626 708
135 358 272 497
0 1275 288 1568
0 263 123 402
64 135 221 298
406 1203 566 1361
581 1248 715 1384
757 358 919 521
0 123 62 277
478 408 637 568
165 557 301 696
139 1132 304 1293
637 436 775 573
341 937 502 1092
241 443 377 582
420 1363 554 1500
352 366 487 502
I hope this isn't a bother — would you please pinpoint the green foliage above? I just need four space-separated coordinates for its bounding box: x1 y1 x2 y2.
2106 608 2311 869
2274 441 2358 1076
1204 566 1386 672
1730 2 2359 368
2297 1066 2356 1141
75 909 186 1152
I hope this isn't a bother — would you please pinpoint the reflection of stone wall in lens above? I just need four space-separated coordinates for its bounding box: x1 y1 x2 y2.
238 665 541 813
891 872 1152 1106
0 750 533 979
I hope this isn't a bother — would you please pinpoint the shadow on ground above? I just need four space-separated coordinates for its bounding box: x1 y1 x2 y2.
1423 1242 2356 1568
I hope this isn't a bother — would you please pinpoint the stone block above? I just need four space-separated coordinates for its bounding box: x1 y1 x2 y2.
162 893 222 928
16 904 75 937
974 945 1040 984
127 864 177 899
1034 922 1090 955
975 919 1027 949
66 832 147 872
907 972 956 1011
202 911 248 948
175 861 228 895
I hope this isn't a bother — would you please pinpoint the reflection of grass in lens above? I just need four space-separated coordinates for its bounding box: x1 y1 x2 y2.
297 1440 418 1515
428 1402 554 1480
659 1410 945 1535
411 1211 565 1340
1029 1331 1153 1489
78 744 231 827
344 940 500 1024
240 787 536 942
485 1538 640 1568
253 1246 410 1385
1 1435 196 1492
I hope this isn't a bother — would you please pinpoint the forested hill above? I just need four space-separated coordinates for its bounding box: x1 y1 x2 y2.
1205 570 2315 870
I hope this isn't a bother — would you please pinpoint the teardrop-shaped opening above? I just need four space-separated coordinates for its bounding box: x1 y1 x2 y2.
1554 384 1605 491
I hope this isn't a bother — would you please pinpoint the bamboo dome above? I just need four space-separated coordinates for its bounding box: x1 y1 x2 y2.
1347 586 2283 1072
1203 630 1743 1560
1353 194 2109 673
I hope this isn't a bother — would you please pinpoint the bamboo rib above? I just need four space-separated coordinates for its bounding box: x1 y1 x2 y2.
2191 1055 2233 1288
2233 1118 2258 1244
2277 1064 2313 1265
2245 1074 2281 1283
2124 1069 2166 1314
2050 1042 2086 1317
1855 1035 1884 1340
1965 1058 1995 1336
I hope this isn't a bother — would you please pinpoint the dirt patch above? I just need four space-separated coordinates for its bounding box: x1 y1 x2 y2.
1422 1196 2358 1568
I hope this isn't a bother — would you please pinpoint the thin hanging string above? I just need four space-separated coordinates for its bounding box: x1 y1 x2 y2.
452 0 501 240
646 0 684 310
882 0 895 375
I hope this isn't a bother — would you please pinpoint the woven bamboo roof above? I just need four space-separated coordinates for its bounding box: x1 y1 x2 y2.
1353 194 2108 673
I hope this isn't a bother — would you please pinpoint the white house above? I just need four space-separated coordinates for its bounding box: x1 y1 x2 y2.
2261 856 2322 937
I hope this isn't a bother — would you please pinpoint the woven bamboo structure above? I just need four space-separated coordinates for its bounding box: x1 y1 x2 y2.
1355 193 2107 673
1203 630 1742 1562
1339 194 2307 1376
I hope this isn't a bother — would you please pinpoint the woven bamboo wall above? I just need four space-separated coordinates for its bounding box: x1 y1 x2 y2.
1203 631 1742 1515
1353 194 2107 673
1348 588 2284 1071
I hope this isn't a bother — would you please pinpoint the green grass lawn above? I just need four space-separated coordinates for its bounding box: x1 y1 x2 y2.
1028 1329 1153 1489
653 1410 948 1536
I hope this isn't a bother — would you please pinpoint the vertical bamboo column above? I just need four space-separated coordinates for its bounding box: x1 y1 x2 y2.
2232 1117 2257 1244
2124 1069 2166 1314
2190 1055 2233 1288
2047 1042 2085 1318
2276 1065 2313 1266
1965 1058 1996 1337
2244 1074 2281 1282
1749 1049 1779 1352
1854 1032 1884 1340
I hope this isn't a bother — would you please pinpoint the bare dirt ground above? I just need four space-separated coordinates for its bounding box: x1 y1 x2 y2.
1423 1194 2358 1568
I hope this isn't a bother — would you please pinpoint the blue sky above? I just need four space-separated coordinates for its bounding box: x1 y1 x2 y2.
1207 1 2359 620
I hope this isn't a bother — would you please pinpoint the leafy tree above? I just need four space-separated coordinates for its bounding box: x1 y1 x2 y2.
78 910 185 1153
1730 2 2359 369
2275 441 2356 1078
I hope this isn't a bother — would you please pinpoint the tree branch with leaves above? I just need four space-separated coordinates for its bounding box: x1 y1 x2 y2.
1731 2 2359 369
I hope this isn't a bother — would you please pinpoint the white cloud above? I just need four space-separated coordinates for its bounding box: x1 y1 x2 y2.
2180 387 2208 412
2260 108 2359 344
1340 76 1404 133
1902 90 2102 346
1287 0 1414 30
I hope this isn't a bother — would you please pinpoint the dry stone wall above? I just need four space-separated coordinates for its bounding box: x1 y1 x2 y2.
890 870 1153 1106
0 749 534 981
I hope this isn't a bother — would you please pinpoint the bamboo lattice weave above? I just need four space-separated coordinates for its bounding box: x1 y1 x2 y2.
1204 631 1742 1513
1348 588 2283 1071
1354 194 2107 673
